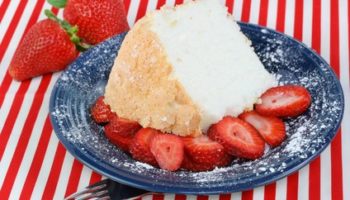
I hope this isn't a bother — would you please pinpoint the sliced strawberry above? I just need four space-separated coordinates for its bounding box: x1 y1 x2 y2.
106 115 142 137
150 134 184 171
181 153 232 172
182 135 229 165
208 116 265 160
130 128 160 166
104 124 133 152
239 111 286 147
255 85 311 117
90 96 113 124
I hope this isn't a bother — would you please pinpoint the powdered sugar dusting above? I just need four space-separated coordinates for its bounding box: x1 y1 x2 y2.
50 25 343 192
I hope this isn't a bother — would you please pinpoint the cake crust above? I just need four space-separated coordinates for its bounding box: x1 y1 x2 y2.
104 16 201 136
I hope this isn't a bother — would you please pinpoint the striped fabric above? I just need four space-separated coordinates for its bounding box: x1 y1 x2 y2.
0 0 349 199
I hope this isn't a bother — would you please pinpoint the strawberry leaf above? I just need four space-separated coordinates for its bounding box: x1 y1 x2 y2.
47 0 67 8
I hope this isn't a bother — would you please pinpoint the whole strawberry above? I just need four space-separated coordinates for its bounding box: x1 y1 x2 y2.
9 19 78 81
62 0 129 44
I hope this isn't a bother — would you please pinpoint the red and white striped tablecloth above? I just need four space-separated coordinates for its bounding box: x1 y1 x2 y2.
0 0 349 199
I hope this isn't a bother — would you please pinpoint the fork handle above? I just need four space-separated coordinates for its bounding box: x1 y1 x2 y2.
107 180 148 200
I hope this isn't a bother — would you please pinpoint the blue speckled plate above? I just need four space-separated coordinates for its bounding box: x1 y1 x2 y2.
49 23 344 194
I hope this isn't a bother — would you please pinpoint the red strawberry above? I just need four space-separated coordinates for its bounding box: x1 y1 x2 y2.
239 111 286 147
255 85 311 117
63 0 129 44
182 135 230 165
181 153 232 172
150 134 184 171
104 123 133 152
9 19 78 81
90 96 113 124
130 128 160 166
106 115 142 137
208 116 265 160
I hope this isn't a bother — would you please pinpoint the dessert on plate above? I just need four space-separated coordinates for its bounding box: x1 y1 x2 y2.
91 0 311 172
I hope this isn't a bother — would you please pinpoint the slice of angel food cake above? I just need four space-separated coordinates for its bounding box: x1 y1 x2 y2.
91 0 311 172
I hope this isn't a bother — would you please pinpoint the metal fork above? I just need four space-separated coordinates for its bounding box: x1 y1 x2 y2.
64 179 149 200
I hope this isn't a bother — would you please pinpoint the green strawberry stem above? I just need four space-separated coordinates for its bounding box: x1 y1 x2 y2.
47 0 67 8
45 9 91 51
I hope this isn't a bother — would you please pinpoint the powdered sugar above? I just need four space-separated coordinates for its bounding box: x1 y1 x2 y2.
50 25 343 192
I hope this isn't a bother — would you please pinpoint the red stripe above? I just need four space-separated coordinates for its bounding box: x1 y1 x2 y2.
0 0 46 107
89 172 102 185
242 190 253 200
241 0 251 22
258 0 269 26
156 0 166 9
19 116 53 199
152 194 165 200
275 0 286 32
64 159 84 197
124 0 131 13
308 1 321 200
0 0 10 22
329 0 343 199
226 0 234 14
264 183 276 200
219 194 231 200
197 195 209 200
286 173 299 200
293 0 303 41
175 0 184 5
41 143 67 199
0 81 30 159
0 75 52 199
135 0 149 22
175 194 187 200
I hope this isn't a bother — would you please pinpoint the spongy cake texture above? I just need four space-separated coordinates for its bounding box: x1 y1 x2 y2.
104 0 276 136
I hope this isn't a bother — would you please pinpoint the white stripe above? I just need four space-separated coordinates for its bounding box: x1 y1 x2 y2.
0 83 19 131
275 178 287 200
266 0 277 29
52 153 74 200
0 0 20 42
163 193 175 200
231 192 242 200
184 195 197 200
8 74 58 200
76 166 93 191
320 1 332 199
30 132 59 199
249 0 260 24
218 0 226 7
302 0 312 47
127 0 140 26
165 0 176 6
253 186 264 200
147 0 157 12
339 1 350 200
141 194 154 200
0 77 41 188
233 0 243 21
0 0 36 83
284 0 295 36
298 165 309 200
208 194 220 200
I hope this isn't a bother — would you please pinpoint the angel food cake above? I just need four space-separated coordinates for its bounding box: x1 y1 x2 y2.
104 0 276 136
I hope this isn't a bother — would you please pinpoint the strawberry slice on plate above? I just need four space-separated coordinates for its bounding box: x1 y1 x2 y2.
130 128 160 166
182 135 230 165
90 96 113 124
104 124 134 152
208 116 265 160
239 111 286 147
181 153 232 172
150 134 184 171
105 115 142 137
255 85 311 117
